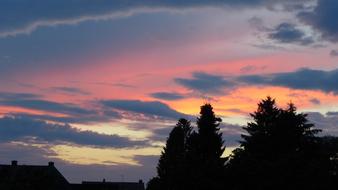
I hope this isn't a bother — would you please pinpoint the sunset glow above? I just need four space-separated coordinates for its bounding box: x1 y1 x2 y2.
1 0 338 183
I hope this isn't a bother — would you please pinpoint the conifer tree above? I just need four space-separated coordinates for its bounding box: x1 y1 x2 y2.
190 104 225 190
227 97 324 189
155 118 192 190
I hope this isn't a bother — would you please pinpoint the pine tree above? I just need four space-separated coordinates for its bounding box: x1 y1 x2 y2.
227 97 324 189
155 118 192 190
190 104 225 190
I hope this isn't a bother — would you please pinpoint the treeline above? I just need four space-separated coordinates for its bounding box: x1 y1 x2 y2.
147 97 338 190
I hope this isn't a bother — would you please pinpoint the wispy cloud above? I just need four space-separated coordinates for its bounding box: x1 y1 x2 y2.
150 92 186 101
50 87 90 95
0 92 118 124
0 115 147 148
100 99 190 120
0 0 307 37
238 68 338 94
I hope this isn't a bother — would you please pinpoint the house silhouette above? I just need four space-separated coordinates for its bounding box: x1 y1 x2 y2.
72 180 145 190
0 161 145 190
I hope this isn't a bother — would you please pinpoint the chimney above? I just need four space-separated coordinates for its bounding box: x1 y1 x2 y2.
48 162 54 167
11 160 18 166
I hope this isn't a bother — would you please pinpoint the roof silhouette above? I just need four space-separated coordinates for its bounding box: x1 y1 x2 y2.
0 161 71 190
72 180 145 190
0 160 145 190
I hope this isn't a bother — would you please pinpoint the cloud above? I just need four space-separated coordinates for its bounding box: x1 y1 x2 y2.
248 16 269 32
0 142 57 165
0 92 194 124
177 68 338 95
7 112 116 125
240 65 267 73
307 112 338 136
268 22 314 45
0 92 41 100
220 123 244 147
219 108 248 115
150 92 186 100
326 112 338 116
175 72 234 95
0 115 146 148
151 127 174 142
0 92 118 124
298 0 338 42
100 99 190 120
280 2 313 12
238 68 338 94
50 87 90 95
0 98 94 116
330 50 338 56
0 0 308 37
309 98 321 105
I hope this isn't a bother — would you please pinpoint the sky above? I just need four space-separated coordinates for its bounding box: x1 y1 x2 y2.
1 0 338 183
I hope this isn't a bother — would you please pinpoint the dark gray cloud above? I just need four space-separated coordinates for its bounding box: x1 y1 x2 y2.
176 68 338 95
238 68 338 94
151 127 174 142
219 108 248 115
307 112 338 136
0 115 146 148
0 92 193 124
298 0 338 42
220 123 244 147
150 92 186 101
100 99 189 120
309 98 321 105
330 50 338 56
0 98 113 123
175 72 234 95
326 112 338 116
240 65 267 73
268 22 314 45
0 143 57 166
50 87 90 95
0 0 309 37
7 112 117 125
0 92 119 124
0 92 41 100
0 98 94 115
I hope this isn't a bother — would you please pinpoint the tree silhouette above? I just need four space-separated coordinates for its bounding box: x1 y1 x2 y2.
148 99 338 190
187 104 225 190
242 98 319 159
146 177 162 190
147 119 192 190
226 97 334 189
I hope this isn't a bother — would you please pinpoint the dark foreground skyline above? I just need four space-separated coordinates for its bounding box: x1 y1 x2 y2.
0 160 145 190
147 98 338 190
